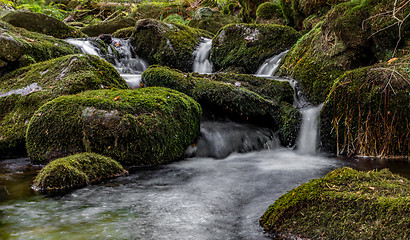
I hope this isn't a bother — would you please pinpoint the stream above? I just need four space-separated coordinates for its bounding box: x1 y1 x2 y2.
0 39 409 240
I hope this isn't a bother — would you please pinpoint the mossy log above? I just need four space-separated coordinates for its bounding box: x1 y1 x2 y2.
33 152 127 193
260 167 410 239
26 87 202 166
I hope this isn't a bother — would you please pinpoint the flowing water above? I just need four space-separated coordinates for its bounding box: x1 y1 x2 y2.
66 38 149 89
193 38 213 74
255 51 288 77
1 42 408 239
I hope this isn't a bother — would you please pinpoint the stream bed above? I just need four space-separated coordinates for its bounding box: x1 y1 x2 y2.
1 122 408 240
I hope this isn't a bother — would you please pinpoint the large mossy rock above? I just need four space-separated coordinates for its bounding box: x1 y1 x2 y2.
0 20 78 76
0 54 128 156
211 23 301 74
320 55 410 158
255 2 285 25
279 0 349 29
238 0 265 22
277 0 410 104
1 11 86 39
260 167 410 239
130 19 213 72
81 17 136 37
26 87 202 165
142 65 300 146
188 7 237 34
33 152 126 193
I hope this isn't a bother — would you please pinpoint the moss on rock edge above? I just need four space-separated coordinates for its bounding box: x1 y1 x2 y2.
142 65 300 147
0 54 128 157
33 152 126 193
320 55 410 158
211 23 301 74
131 19 213 72
26 87 202 165
260 167 410 239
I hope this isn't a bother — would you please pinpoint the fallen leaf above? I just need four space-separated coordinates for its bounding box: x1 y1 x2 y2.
388 58 398 64
368 186 375 191
113 96 120 101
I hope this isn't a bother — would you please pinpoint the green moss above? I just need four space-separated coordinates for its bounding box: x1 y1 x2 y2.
82 17 136 37
256 2 282 20
260 167 410 239
238 0 265 22
0 54 128 156
0 20 78 74
188 7 238 34
131 19 213 72
1 11 86 39
26 87 202 165
33 152 126 193
111 27 134 39
320 55 410 158
131 3 192 21
211 23 301 74
277 0 406 104
142 65 301 146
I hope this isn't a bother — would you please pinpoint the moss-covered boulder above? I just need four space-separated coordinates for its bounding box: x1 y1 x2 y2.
0 54 128 156
112 27 134 39
142 65 300 146
26 87 202 165
279 0 349 30
33 152 126 193
238 0 265 22
188 7 238 34
255 2 285 25
0 20 78 75
320 55 409 158
277 0 410 104
81 17 136 37
211 23 301 74
1 11 86 39
131 3 192 21
260 167 410 239
130 19 213 72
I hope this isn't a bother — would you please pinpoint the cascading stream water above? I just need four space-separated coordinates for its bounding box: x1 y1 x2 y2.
193 38 213 74
255 50 288 77
66 38 149 89
255 51 322 154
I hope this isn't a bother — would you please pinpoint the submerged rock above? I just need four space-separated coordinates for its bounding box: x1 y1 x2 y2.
0 20 78 75
26 87 202 165
142 66 300 146
320 55 410 158
1 11 86 39
131 19 213 72
33 152 126 193
0 54 128 156
82 17 136 37
211 23 301 74
277 0 410 104
260 167 410 239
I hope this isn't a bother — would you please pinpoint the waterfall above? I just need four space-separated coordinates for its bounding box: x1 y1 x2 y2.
185 121 279 159
66 38 148 89
297 104 323 155
255 50 288 77
193 38 213 74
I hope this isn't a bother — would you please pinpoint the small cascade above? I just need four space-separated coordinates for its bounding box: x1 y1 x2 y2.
193 38 213 74
186 121 280 159
255 50 288 77
297 104 323 155
66 38 148 89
